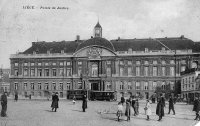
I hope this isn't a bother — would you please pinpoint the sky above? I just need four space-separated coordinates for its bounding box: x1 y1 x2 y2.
0 0 200 68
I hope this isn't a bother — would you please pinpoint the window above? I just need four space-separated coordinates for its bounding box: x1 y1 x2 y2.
59 83 63 90
31 83 34 90
106 67 111 77
144 61 148 65
136 61 140 65
161 82 165 90
170 60 175 64
77 82 82 89
31 63 34 66
128 61 132 65
120 67 124 76
60 92 63 98
120 61 124 65
136 67 140 76
181 60 186 64
38 69 42 77
24 68 28 76
78 61 82 65
128 67 132 76
170 67 175 76
52 62 56 66
60 62 64 66
161 67 166 76
52 69 56 76
38 83 42 90
67 82 70 90
59 68 64 76
153 67 157 76
182 79 184 84
14 83 18 90
52 83 56 90
161 60 166 65
106 61 111 65
106 81 112 90
153 82 157 90
170 81 175 90
14 63 18 67
120 81 123 90
24 83 27 90
45 83 49 90
128 82 132 90
136 82 140 90
91 63 98 77
192 77 195 82
45 69 49 76
153 60 157 65
31 69 35 76
144 82 148 90
144 67 148 76
14 69 18 76
181 66 186 72
45 62 49 66
38 62 42 66
67 62 71 66
24 62 28 66
66 68 72 76
78 66 82 77
38 92 42 96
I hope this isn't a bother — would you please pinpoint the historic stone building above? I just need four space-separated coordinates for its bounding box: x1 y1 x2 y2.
10 22 200 100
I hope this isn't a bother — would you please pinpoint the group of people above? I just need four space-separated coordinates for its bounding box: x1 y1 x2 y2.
117 94 176 122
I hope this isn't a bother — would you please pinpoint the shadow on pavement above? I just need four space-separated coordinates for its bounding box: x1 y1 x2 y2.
72 110 84 112
44 110 54 112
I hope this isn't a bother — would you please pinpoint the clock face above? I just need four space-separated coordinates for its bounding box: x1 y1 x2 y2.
96 29 100 34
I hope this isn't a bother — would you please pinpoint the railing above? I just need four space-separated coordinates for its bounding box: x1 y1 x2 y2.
10 53 73 58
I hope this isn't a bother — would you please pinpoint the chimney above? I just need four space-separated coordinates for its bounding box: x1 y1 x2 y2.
180 35 184 39
32 42 36 46
76 35 80 41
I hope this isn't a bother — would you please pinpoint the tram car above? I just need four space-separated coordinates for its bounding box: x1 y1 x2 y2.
90 91 115 101
67 89 87 100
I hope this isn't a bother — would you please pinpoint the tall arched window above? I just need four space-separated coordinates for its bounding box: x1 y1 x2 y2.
92 63 98 77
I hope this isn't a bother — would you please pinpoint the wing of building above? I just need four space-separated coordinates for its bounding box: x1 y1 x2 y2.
10 22 200 100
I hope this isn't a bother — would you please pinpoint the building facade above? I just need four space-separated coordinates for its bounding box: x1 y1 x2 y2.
10 22 200 100
181 68 200 102
0 69 10 93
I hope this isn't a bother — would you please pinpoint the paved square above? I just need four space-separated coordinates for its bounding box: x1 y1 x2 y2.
0 99 199 126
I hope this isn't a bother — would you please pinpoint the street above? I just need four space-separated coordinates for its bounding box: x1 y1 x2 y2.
0 99 199 126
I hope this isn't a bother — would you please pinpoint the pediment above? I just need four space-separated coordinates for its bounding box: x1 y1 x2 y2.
73 46 116 58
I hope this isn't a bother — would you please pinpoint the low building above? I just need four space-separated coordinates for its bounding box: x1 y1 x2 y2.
181 68 200 102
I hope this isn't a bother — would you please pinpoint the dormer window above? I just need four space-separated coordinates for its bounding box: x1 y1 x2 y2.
145 48 148 52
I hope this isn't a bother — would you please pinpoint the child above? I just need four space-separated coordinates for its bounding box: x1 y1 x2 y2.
116 102 123 121
73 95 76 105
144 100 152 120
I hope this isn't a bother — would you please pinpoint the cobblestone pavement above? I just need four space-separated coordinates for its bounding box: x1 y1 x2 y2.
0 99 199 126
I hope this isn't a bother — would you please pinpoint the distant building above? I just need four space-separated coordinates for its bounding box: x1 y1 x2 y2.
181 68 200 102
0 69 10 93
9 22 200 100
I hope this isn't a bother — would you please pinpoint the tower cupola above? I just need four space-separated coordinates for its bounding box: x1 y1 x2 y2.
94 21 102 37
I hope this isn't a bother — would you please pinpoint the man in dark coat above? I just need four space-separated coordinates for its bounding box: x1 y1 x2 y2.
121 96 125 105
193 97 200 120
168 95 175 115
51 92 59 112
14 93 18 102
82 94 87 112
156 98 164 121
1 92 8 117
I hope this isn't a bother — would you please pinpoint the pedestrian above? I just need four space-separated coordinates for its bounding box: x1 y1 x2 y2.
131 96 137 116
14 92 18 102
82 94 87 112
125 99 131 121
156 98 164 121
116 101 123 121
135 99 139 115
1 92 8 117
51 92 59 112
73 95 76 105
168 95 175 115
144 99 152 121
29 94 31 100
121 96 125 105
193 97 200 120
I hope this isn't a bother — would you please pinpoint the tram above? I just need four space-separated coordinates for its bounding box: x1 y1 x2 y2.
67 89 87 100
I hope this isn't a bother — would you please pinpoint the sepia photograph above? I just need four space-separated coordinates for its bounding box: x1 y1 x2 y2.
0 0 200 126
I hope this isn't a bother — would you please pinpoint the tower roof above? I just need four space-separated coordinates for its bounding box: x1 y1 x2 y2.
95 21 102 28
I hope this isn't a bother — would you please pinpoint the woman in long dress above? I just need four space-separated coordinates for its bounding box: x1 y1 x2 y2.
144 100 152 120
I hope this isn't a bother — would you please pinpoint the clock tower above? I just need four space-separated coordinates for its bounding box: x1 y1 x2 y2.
94 21 102 38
